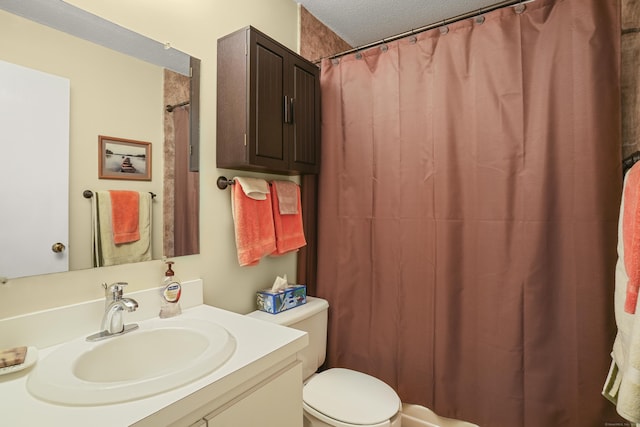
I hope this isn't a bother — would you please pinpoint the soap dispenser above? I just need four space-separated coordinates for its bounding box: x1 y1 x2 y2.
159 260 182 318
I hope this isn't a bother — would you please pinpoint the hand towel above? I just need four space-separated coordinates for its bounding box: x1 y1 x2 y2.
234 176 270 200
231 178 276 266
109 190 140 244
270 182 306 255
624 164 640 314
92 191 152 267
272 180 299 214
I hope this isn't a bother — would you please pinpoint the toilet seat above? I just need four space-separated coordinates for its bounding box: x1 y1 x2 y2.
303 368 401 427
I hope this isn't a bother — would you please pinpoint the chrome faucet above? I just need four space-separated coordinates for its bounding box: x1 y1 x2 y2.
87 282 139 342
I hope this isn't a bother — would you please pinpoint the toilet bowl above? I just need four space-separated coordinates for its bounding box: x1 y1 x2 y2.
247 296 401 427
247 297 477 427
303 368 402 427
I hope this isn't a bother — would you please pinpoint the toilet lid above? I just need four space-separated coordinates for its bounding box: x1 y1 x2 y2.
303 368 400 425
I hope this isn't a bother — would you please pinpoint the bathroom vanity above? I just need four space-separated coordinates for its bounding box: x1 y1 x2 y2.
0 280 307 426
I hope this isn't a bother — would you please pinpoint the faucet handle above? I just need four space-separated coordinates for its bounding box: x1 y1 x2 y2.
103 282 128 300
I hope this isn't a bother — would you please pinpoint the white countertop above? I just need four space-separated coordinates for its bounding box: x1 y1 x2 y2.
0 283 307 426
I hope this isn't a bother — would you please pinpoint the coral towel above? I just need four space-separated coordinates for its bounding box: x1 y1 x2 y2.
231 178 276 266
109 190 140 244
624 164 640 314
270 181 306 255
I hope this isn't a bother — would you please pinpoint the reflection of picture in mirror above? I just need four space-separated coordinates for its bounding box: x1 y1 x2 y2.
98 135 151 180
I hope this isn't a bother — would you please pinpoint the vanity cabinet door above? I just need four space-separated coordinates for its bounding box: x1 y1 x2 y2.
217 26 319 175
204 363 302 427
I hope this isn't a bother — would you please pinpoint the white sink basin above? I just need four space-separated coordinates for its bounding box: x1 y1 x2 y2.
27 317 236 405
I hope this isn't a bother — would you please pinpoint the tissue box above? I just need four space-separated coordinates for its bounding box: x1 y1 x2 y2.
256 284 307 314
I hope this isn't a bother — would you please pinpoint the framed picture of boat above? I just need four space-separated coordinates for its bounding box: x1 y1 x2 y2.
98 136 151 181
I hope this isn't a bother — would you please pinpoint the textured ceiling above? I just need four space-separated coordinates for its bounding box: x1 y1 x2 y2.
297 0 510 47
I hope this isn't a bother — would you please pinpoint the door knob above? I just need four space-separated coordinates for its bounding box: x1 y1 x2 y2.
51 242 66 253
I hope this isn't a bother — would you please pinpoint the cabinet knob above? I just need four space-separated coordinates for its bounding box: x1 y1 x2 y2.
52 242 66 253
283 96 295 124
284 95 289 123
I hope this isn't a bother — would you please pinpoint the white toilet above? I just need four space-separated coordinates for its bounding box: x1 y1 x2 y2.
248 296 402 427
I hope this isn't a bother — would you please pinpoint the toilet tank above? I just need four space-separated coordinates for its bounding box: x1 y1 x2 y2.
247 296 329 380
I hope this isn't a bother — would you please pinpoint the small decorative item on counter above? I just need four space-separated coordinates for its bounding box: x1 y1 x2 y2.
256 274 307 314
0 346 27 368
159 260 182 318
0 345 38 376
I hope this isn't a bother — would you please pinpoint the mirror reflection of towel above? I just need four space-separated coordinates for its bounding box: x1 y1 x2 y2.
92 191 152 267
109 190 140 244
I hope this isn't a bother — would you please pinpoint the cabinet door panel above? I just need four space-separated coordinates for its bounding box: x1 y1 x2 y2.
290 58 319 174
252 37 288 170
205 364 302 427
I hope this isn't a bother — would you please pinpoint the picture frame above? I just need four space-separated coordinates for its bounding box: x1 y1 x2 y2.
98 135 151 181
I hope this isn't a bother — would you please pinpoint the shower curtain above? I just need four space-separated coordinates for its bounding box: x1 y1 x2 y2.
315 0 622 425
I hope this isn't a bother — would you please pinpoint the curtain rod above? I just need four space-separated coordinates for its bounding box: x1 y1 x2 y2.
317 0 535 63
165 101 190 112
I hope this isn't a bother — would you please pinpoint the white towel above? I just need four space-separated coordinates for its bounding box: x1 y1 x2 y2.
604 171 640 422
92 191 152 267
233 176 270 200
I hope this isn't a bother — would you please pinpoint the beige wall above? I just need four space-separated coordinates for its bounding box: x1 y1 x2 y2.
0 10 165 271
0 0 300 319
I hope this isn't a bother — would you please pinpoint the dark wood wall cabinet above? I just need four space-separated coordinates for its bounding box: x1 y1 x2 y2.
217 26 320 175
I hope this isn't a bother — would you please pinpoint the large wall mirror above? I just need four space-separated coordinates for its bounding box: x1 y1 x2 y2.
0 0 200 280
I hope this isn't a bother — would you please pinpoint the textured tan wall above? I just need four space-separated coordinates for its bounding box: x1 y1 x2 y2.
299 6 352 62
163 70 190 258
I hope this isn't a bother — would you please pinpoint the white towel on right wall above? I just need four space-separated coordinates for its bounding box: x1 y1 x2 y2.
604 163 640 423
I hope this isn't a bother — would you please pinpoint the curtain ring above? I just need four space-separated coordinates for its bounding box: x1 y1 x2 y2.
331 58 340 65
355 52 363 60
439 19 449 35
514 4 526 14
475 15 485 24
408 28 418 44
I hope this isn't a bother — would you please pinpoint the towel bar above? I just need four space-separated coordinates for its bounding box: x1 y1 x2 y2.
216 176 275 190
83 190 156 199
216 176 235 189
